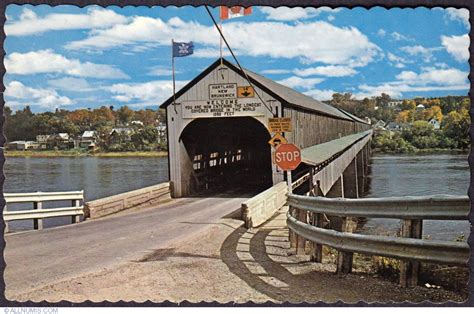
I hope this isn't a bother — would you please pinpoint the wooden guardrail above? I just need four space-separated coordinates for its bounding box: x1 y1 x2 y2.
287 194 470 287
3 191 84 232
84 182 172 219
241 182 288 228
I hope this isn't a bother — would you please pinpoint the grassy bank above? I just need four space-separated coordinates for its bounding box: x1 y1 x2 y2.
4 150 168 158
372 147 469 154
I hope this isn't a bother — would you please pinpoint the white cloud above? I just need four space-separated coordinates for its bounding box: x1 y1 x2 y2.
65 17 381 67
147 66 175 76
399 45 440 62
277 76 325 90
294 65 357 77
5 7 128 36
441 34 469 62
5 50 129 79
445 8 470 28
5 81 73 109
387 52 409 68
377 29 386 37
259 7 340 21
355 66 469 99
107 80 187 104
260 69 291 75
390 31 413 42
303 88 336 101
47 77 94 91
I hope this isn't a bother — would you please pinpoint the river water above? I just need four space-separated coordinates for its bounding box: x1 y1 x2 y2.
362 153 471 241
3 157 169 231
2 154 471 238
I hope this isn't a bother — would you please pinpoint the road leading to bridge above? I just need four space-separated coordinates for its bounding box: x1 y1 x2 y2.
5 196 247 297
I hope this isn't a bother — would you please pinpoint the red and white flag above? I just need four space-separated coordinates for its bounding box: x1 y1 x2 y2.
220 6 252 20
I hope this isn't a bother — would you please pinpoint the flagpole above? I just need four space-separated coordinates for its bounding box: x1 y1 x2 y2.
171 39 177 113
219 19 223 65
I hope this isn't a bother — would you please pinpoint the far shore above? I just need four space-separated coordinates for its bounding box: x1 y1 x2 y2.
372 148 469 154
4 150 168 158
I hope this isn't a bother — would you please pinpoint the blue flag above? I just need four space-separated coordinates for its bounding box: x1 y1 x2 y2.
172 41 194 57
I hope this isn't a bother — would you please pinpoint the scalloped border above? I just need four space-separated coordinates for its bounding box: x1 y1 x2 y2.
0 0 472 308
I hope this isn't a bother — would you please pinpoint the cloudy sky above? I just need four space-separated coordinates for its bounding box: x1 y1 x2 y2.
3 5 470 112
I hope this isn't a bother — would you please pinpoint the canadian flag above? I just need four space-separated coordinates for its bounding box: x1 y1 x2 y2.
220 6 252 20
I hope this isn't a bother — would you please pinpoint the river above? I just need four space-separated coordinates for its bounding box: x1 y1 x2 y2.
3 157 169 231
362 153 470 241
2 153 471 238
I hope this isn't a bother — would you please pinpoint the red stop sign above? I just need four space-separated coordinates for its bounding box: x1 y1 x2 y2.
275 143 301 171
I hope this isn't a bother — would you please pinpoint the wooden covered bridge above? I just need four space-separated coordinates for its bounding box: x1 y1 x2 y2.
160 58 372 198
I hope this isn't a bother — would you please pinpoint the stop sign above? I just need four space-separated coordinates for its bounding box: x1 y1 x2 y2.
275 143 301 171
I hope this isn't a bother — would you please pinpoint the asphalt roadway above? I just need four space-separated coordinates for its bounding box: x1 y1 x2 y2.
4 196 247 297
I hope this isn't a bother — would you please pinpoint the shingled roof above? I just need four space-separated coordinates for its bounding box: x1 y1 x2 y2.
160 58 364 123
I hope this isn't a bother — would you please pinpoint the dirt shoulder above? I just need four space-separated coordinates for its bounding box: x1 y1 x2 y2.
9 209 466 304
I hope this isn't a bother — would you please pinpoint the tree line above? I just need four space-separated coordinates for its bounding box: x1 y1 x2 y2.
325 93 470 152
4 105 167 152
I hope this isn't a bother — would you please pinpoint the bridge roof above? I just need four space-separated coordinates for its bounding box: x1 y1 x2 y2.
301 130 372 166
160 58 363 122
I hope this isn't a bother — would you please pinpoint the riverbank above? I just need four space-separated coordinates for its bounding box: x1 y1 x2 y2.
372 147 468 154
4 150 168 158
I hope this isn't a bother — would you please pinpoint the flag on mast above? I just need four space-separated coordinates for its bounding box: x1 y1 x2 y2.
171 40 194 113
220 6 252 20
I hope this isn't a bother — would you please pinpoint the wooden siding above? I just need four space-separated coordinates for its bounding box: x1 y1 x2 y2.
283 107 370 149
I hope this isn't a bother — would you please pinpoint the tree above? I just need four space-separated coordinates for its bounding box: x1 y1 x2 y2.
423 105 443 122
442 108 470 149
400 99 416 111
117 106 134 125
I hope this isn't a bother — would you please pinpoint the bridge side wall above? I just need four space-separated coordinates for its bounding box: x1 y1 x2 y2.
282 107 371 149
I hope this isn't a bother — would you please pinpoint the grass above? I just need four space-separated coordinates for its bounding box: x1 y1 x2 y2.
4 150 168 158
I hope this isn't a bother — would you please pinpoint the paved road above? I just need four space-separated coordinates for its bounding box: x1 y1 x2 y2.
5 196 247 296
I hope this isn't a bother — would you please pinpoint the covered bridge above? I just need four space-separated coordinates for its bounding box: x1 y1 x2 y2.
160 58 370 197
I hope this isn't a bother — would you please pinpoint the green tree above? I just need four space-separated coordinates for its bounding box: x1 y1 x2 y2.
442 108 470 149
117 106 134 125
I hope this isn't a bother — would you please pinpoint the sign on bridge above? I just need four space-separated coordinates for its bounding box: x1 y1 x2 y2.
274 143 301 171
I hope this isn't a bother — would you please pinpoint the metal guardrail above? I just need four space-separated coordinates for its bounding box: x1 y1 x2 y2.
288 194 469 220
287 193 470 287
3 191 84 232
287 213 469 266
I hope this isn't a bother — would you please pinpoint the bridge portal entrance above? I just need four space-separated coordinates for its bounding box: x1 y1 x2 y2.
180 117 273 196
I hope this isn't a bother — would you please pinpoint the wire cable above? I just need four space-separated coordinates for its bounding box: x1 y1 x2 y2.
204 5 276 117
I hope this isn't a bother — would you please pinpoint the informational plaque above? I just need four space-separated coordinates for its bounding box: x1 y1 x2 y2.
181 98 266 119
209 83 237 99
268 117 292 132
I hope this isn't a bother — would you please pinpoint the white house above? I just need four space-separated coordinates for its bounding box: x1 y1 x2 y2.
79 130 97 149
428 118 441 130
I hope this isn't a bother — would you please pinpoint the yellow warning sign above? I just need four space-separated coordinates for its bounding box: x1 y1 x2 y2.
268 133 288 148
268 117 292 133
237 86 255 98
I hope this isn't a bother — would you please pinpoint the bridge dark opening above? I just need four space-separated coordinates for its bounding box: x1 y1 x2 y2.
180 117 273 196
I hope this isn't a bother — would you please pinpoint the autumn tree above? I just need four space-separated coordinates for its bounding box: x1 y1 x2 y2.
117 105 134 125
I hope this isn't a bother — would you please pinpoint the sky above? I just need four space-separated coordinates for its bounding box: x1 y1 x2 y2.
2 5 470 112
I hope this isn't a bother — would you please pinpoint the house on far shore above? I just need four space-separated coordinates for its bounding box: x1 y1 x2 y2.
428 118 441 130
36 135 51 149
156 123 167 143
374 120 386 130
386 122 409 132
7 141 39 150
79 130 97 149
47 133 73 150
416 104 425 110
110 127 133 143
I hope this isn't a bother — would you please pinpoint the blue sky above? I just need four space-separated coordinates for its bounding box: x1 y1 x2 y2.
3 5 470 112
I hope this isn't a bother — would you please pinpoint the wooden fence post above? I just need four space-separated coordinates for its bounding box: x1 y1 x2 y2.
400 219 423 287
71 200 81 224
33 201 43 230
296 208 307 254
310 179 323 263
336 217 356 274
